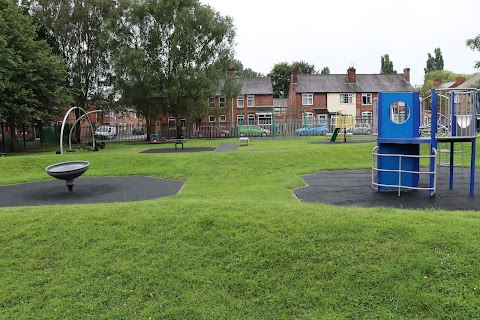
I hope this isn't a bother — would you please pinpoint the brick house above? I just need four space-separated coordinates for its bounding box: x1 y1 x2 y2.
288 67 414 128
152 70 274 137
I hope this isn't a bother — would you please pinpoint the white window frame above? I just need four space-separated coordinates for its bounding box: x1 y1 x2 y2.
219 97 226 108
340 93 353 104
258 113 272 125
237 96 244 108
247 114 255 124
316 114 327 126
209 115 215 123
237 114 244 125
362 111 373 118
208 98 215 108
219 115 226 123
303 112 314 125
168 117 175 129
302 93 313 106
362 93 372 105
247 95 255 108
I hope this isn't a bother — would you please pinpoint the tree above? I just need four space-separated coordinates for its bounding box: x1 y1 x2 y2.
27 0 118 136
112 0 235 138
380 54 396 74
0 0 70 151
268 61 317 98
268 62 291 98
292 61 317 74
466 34 480 68
229 59 263 77
320 67 330 74
424 47 444 73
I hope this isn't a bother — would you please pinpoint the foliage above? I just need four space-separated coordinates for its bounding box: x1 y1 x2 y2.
320 66 330 74
229 59 264 77
27 0 117 113
111 0 235 137
1 140 480 318
380 54 396 74
419 70 464 98
466 33 480 69
0 0 70 151
269 61 317 98
424 47 444 73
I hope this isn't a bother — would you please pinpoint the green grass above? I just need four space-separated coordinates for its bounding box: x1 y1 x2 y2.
1 138 480 319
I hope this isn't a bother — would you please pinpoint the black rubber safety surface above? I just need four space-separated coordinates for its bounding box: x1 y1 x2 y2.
294 168 480 211
0 176 184 207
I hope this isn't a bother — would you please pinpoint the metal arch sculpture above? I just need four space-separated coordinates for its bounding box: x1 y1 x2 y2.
59 106 96 154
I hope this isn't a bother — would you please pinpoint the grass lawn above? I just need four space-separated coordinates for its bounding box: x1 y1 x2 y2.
1 138 480 319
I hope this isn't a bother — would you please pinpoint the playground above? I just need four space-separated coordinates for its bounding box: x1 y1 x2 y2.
0 88 479 318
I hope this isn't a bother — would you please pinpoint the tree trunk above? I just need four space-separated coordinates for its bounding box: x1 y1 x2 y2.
8 123 17 152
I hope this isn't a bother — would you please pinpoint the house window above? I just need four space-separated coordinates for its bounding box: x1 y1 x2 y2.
208 98 215 108
258 113 272 125
316 114 327 126
340 93 353 104
180 118 186 128
247 95 254 107
362 93 372 105
219 115 226 123
247 114 255 124
219 97 226 108
362 111 373 118
237 114 244 125
302 93 313 105
303 112 314 125
168 117 175 129
237 96 244 108
209 115 215 123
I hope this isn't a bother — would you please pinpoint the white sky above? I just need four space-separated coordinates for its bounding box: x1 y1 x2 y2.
201 0 479 86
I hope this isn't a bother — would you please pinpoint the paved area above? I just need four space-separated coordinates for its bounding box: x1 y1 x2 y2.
0 176 184 207
141 147 216 153
215 142 238 152
295 168 480 211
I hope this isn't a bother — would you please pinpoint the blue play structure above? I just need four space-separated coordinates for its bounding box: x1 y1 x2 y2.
372 89 478 197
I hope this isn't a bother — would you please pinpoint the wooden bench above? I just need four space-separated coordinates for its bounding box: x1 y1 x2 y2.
238 137 249 146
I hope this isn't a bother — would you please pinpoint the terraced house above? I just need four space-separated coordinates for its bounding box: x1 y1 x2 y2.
288 67 414 130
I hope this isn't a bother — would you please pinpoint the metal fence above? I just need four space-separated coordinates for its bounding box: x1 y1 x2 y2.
0 117 375 152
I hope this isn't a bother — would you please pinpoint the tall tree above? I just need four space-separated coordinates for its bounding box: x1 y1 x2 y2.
268 61 317 98
320 66 330 74
424 47 444 73
229 59 263 77
380 54 396 74
0 0 70 151
112 0 235 138
466 34 480 68
27 0 118 129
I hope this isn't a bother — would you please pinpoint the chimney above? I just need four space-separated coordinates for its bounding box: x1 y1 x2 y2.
453 77 465 87
347 67 356 83
433 78 442 87
227 68 235 77
403 68 410 83
292 67 297 84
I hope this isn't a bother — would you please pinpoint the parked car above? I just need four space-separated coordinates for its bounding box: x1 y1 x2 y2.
349 123 372 135
295 125 329 136
238 125 270 137
196 125 230 138
95 125 117 140
132 125 145 135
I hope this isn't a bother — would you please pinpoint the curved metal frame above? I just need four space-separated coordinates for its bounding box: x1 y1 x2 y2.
59 106 96 154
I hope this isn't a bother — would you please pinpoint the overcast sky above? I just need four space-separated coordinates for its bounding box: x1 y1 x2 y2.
201 0 479 86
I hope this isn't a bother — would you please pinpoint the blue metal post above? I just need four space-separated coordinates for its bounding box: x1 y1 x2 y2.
430 89 438 196
470 138 476 196
449 141 454 190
